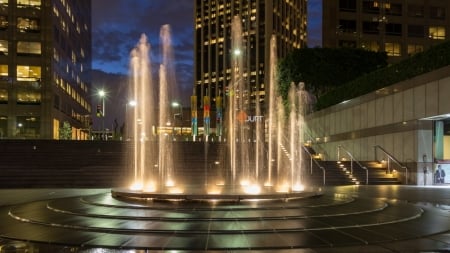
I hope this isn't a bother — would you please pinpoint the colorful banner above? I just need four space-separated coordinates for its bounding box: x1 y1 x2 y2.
204 96 210 136
216 96 222 136
191 96 197 136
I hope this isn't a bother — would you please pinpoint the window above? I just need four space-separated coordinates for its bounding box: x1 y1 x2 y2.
407 44 423 55
0 65 7 76
0 88 7 103
338 19 356 33
17 17 40 33
429 26 445 40
17 41 41 55
386 3 402 16
338 40 357 48
0 16 7 30
362 21 379 34
17 0 40 9
16 82 41 104
16 65 41 81
0 115 6 138
339 0 356 12
385 23 402 36
430 6 445 19
0 40 7 55
408 5 424 17
16 116 40 138
364 41 380 52
385 42 401 56
408 25 425 38
363 1 379 14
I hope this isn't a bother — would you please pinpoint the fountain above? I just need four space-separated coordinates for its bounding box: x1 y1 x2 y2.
113 18 312 200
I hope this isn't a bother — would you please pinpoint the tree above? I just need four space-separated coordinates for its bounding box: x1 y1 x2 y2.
277 47 387 104
59 121 72 140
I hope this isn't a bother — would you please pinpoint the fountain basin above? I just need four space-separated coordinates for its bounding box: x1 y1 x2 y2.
111 187 321 201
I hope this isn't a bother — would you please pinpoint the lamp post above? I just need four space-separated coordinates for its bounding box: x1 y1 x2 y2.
98 89 106 139
171 101 183 135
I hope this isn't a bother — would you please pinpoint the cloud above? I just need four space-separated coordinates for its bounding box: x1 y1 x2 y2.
92 0 194 79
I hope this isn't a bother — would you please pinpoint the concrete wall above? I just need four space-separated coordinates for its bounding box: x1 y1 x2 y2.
306 66 450 184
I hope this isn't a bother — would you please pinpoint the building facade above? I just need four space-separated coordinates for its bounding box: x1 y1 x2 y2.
307 65 450 185
323 0 450 62
193 0 307 112
0 0 91 139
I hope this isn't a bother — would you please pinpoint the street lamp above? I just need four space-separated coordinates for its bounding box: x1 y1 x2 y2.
98 89 106 139
171 101 183 135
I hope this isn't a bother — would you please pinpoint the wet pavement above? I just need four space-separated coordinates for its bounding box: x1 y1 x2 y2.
0 185 448 252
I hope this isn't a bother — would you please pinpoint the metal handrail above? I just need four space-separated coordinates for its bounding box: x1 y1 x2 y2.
374 145 408 184
337 145 368 185
303 146 326 185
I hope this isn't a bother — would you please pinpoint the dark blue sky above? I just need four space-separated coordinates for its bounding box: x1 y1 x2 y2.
92 0 322 79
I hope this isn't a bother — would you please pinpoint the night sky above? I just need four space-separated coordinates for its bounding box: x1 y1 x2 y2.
91 0 322 75
90 0 322 130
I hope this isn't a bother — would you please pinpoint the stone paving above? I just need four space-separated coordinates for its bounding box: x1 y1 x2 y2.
0 185 448 252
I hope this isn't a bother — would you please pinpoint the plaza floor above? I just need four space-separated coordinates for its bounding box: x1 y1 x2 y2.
0 185 448 252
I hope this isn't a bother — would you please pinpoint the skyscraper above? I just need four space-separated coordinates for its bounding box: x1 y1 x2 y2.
194 0 307 113
323 0 450 62
0 0 91 139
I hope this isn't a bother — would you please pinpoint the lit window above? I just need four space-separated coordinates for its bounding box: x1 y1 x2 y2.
0 0 8 5
17 41 41 55
429 26 445 40
385 42 401 56
17 0 41 9
0 16 7 30
0 64 7 76
17 17 40 33
16 65 41 81
0 40 7 55
407 44 423 55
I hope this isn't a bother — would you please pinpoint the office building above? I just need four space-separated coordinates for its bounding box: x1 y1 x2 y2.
323 0 450 62
0 0 91 139
194 0 307 111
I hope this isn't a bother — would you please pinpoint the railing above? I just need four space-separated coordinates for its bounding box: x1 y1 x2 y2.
337 145 368 185
303 146 326 185
374 145 408 184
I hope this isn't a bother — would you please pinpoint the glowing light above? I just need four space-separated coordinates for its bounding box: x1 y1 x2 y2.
243 184 261 194
263 182 273 187
207 186 222 195
168 187 183 194
240 179 250 186
276 183 290 193
143 182 157 192
130 181 143 191
215 181 225 186
292 183 305 192
165 179 175 187
233 49 241 56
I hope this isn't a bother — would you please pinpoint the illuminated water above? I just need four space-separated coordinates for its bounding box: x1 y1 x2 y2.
126 19 310 195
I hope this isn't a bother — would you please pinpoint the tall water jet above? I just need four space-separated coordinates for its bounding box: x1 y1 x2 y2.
129 34 156 190
158 24 177 188
266 35 278 187
128 26 179 192
228 15 248 186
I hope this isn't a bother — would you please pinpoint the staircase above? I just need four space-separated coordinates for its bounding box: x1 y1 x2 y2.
304 148 402 186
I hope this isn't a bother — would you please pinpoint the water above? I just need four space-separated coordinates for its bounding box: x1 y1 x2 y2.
128 28 178 192
126 19 310 194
